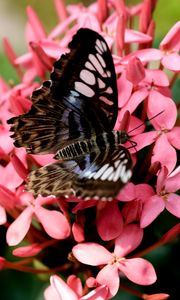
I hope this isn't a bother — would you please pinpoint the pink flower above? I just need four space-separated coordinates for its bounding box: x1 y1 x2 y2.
6 192 70 246
73 224 156 298
44 274 109 300
120 21 180 72
141 166 180 227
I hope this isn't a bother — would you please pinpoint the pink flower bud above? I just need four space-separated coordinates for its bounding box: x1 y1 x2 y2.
126 56 145 85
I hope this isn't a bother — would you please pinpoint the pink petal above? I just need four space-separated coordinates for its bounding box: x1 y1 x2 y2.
121 49 163 64
67 275 83 298
81 285 109 300
30 42 54 71
122 201 142 224
120 88 149 116
6 206 33 246
127 115 145 136
35 207 70 239
50 275 78 300
116 13 126 55
140 195 165 228
156 166 168 194
0 185 16 209
167 127 180 150
165 166 180 192
125 29 152 43
0 206 6 225
160 21 180 52
148 90 177 130
161 53 180 72
72 200 97 214
97 201 123 241
136 184 155 199
31 154 55 166
114 224 143 256
72 222 85 242
139 0 152 34
26 6 46 41
152 134 177 174
44 285 60 300
48 15 78 40
117 71 133 108
117 182 136 201
166 194 180 218
145 69 169 87
10 153 28 181
119 258 157 285
96 264 119 298
72 243 111 266
0 127 14 154
54 0 68 21
12 243 42 257
131 131 157 152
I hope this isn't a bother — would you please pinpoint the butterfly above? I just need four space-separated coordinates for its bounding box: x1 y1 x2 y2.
8 28 132 200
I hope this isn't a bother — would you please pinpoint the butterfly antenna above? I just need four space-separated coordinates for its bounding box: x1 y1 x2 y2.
127 110 164 135
127 139 137 151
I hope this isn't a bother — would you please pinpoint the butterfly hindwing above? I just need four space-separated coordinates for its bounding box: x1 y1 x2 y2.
8 28 118 155
27 145 132 199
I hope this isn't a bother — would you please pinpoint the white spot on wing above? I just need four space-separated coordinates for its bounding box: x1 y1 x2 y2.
96 39 104 52
114 160 120 168
106 71 111 77
80 69 96 85
75 82 95 97
102 41 107 51
112 163 123 182
101 166 114 180
95 45 103 54
89 54 104 75
99 96 113 106
85 61 96 71
98 78 105 89
122 170 132 183
105 87 113 94
96 53 106 68
93 164 109 180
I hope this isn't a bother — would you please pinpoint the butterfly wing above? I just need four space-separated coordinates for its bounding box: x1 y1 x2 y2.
27 146 132 199
8 28 118 155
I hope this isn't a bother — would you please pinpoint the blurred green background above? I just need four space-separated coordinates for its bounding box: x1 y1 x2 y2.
0 0 179 299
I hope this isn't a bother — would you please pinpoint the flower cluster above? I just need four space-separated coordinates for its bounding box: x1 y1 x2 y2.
0 0 179 299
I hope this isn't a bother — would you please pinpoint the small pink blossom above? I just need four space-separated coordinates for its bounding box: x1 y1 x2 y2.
44 275 109 300
141 166 180 227
73 224 156 298
6 193 70 246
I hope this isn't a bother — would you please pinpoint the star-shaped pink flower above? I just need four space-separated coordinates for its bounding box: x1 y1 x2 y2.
6 192 70 246
141 166 180 227
73 224 156 298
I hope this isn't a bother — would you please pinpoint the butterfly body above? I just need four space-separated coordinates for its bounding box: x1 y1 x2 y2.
8 28 132 200
55 130 129 161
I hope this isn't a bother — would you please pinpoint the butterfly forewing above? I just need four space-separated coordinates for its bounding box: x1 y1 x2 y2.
8 28 118 155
